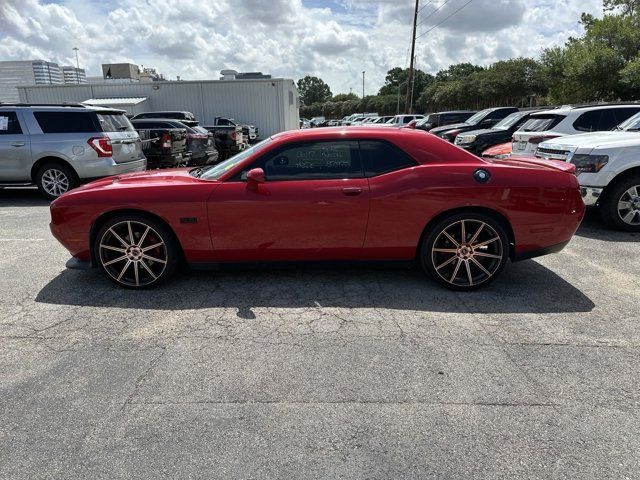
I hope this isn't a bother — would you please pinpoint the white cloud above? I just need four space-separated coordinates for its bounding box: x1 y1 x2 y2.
0 0 604 95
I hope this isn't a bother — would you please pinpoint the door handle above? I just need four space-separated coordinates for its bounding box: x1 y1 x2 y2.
11 142 25 147
342 187 363 196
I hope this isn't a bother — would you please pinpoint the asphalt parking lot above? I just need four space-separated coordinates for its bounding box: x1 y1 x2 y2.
0 188 639 479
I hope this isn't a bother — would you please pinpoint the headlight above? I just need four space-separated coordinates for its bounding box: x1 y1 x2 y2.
570 154 609 173
460 135 476 144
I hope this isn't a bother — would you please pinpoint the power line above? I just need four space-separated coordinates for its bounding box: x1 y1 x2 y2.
416 0 454 27
417 0 433 14
416 0 474 40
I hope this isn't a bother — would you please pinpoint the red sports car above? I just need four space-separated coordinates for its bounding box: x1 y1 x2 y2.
50 127 584 291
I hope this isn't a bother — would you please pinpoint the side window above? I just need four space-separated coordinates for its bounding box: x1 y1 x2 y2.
598 109 618 130
247 141 362 181
573 110 602 132
34 112 99 133
0 112 22 135
614 107 640 125
359 140 417 177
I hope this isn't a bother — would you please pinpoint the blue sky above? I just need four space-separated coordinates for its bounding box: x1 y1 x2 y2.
1 0 603 94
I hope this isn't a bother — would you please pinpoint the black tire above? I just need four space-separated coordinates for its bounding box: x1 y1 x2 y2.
420 212 510 291
599 175 640 232
94 214 179 289
35 162 78 200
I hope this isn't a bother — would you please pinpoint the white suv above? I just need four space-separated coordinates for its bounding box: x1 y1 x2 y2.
512 104 640 156
535 111 640 231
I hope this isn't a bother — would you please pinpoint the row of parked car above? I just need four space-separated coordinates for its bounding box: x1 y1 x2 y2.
418 103 640 231
0 103 260 199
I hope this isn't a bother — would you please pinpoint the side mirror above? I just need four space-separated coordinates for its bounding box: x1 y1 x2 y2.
246 167 265 188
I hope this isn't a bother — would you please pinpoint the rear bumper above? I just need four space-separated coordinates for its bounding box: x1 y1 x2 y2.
75 157 146 179
580 186 603 207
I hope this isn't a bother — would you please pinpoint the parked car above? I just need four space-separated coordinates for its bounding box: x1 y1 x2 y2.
534 111 640 231
430 107 519 142
382 114 425 127
211 117 259 143
0 103 145 199
131 119 218 166
201 123 245 160
453 110 543 155
416 111 477 131
481 142 512 158
50 127 583 291
137 127 190 169
131 111 198 127
512 104 640 156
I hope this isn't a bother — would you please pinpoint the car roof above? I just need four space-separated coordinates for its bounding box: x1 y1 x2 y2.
0 104 124 113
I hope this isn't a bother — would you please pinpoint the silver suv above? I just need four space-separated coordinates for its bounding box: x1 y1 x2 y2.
0 103 146 199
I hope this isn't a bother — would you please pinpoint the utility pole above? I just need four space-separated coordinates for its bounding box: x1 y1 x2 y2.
73 47 80 84
405 0 419 114
362 71 365 114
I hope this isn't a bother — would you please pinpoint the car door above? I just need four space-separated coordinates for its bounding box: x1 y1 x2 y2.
0 110 31 182
207 140 370 261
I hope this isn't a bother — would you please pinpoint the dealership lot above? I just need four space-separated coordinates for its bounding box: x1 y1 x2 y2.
1 188 639 479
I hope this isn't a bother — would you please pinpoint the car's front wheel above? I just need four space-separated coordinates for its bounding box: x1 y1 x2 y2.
421 213 509 291
94 215 179 289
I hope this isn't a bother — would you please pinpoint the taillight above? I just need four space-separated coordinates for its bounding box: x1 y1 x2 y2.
161 133 172 149
87 136 112 157
230 130 236 140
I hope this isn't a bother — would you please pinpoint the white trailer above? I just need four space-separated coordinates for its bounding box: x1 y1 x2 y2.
17 78 299 137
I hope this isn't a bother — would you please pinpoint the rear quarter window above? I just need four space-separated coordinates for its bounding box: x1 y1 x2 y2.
359 140 417 177
34 111 100 133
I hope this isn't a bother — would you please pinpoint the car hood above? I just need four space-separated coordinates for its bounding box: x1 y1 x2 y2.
429 122 471 134
540 131 640 150
68 168 206 194
458 128 500 137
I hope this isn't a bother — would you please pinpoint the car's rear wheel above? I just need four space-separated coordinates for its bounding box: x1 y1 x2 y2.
600 175 640 232
421 213 509 291
95 215 179 289
36 163 78 199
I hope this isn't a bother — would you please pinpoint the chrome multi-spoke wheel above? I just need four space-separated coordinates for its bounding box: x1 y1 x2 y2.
96 216 177 288
617 184 640 227
422 214 509 290
36 163 78 200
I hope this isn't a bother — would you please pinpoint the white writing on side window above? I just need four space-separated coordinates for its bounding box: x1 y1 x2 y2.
0 116 8 131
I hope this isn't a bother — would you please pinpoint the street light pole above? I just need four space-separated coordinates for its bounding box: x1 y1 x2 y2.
73 47 80 84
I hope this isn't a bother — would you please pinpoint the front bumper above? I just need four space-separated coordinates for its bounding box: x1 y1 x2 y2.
580 186 603 207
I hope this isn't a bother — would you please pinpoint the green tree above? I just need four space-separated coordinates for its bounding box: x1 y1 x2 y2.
297 76 332 106
604 0 640 15
378 67 434 99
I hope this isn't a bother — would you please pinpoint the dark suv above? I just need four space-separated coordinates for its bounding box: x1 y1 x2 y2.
416 111 476 131
453 110 543 155
429 107 519 142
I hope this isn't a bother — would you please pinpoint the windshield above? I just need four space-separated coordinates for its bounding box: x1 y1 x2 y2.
385 117 397 124
465 109 491 125
493 112 526 130
617 111 640 131
199 138 272 180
